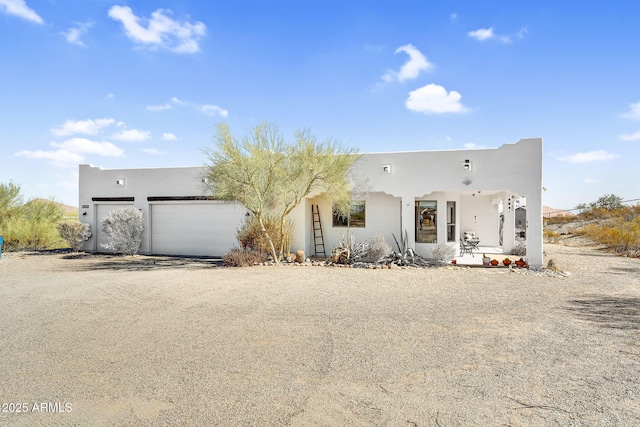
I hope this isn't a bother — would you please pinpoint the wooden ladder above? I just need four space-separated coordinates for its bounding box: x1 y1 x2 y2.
311 204 326 257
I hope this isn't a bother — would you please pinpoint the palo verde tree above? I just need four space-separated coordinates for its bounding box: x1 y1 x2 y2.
205 122 360 263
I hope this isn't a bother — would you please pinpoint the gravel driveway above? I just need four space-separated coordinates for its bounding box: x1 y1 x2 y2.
1 244 639 426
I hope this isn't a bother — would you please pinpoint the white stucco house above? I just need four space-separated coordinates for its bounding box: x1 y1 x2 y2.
78 138 543 269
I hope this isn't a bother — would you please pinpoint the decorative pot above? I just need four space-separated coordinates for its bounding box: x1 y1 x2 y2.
515 261 526 267
503 259 511 266
490 259 499 266
482 256 491 266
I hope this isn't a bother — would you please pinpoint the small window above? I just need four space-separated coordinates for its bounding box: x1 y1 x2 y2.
416 201 437 243
447 201 456 242
333 201 366 228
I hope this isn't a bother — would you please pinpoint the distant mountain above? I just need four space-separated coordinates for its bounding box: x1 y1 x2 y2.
543 206 573 217
33 198 78 218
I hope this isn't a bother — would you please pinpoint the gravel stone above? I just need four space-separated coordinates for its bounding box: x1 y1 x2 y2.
0 244 639 426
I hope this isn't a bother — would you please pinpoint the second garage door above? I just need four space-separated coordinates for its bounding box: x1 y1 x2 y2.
150 202 245 256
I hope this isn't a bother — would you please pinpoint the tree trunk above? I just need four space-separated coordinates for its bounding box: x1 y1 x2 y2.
258 214 279 263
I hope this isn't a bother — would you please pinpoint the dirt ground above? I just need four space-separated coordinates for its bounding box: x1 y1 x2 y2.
1 244 639 426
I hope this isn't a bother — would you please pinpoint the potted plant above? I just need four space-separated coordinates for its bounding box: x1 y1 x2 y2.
503 257 511 266
482 254 491 266
515 258 527 267
490 259 499 266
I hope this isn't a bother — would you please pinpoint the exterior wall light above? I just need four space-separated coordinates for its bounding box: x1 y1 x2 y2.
382 164 391 174
116 179 125 186
463 159 472 171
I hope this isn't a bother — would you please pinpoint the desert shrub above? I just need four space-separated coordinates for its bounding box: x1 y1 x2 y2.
1 198 65 251
100 207 143 255
543 229 561 243
544 214 576 226
330 233 367 264
57 221 91 251
580 217 640 257
236 214 293 258
222 247 269 267
367 233 391 261
511 240 526 257
431 243 456 266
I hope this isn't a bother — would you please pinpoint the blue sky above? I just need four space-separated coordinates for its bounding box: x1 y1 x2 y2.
1 1 639 210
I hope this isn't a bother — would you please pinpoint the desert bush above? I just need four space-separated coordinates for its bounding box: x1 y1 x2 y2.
511 240 526 257
330 233 367 264
100 207 143 255
236 214 292 257
431 243 456 266
543 229 561 243
1 198 66 251
580 217 640 257
222 247 269 267
57 221 91 251
367 233 391 261
544 214 576 225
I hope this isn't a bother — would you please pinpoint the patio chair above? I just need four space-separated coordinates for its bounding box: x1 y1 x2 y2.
459 238 475 257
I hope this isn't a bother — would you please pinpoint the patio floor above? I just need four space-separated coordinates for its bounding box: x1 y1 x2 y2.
453 245 518 267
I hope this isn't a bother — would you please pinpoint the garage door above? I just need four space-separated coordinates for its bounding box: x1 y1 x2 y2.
96 204 134 253
150 202 245 256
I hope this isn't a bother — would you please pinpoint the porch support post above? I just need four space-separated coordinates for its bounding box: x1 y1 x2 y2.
526 191 543 271
502 195 516 254
401 195 416 251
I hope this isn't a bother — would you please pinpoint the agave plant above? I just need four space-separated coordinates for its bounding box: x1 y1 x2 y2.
381 229 431 267
330 232 368 264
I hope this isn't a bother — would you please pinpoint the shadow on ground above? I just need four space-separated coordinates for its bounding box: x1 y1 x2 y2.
13 250 222 271
565 295 640 330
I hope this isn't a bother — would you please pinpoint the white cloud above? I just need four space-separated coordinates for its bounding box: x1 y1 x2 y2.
584 178 599 184
382 44 433 82
623 101 640 120
450 13 457 23
464 143 480 149
15 149 84 166
0 0 43 24
112 128 152 142
108 6 206 54
558 150 619 163
171 96 186 105
147 103 172 111
51 118 116 137
162 132 177 140
468 27 494 41
201 104 229 117
468 26 527 43
406 84 468 114
51 138 125 157
105 93 115 100
61 22 93 47
141 148 166 155
619 130 640 141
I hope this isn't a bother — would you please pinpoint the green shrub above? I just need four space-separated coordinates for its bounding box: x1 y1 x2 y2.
222 248 269 267
0 198 66 251
57 221 91 251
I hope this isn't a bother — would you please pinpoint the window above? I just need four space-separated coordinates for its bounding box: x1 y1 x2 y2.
416 201 437 243
447 201 456 242
333 201 366 228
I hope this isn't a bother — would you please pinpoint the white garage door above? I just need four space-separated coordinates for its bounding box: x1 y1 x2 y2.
96 204 134 253
151 202 245 256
